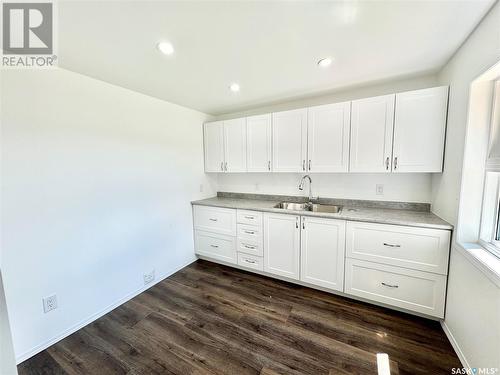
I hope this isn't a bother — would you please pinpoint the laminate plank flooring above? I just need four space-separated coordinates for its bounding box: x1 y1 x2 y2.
18 260 461 375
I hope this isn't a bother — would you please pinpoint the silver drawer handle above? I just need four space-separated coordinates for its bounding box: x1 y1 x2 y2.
383 243 401 248
381 282 398 288
244 259 257 264
210 244 219 248
209 218 218 222
244 244 256 249
244 230 255 234
244 216 255 219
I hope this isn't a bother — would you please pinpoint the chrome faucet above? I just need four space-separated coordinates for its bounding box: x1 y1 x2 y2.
298 175 314 203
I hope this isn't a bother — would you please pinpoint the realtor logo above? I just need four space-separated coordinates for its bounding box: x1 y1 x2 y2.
2 2 57 68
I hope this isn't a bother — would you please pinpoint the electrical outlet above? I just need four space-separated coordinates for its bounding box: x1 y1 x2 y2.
376 184 384 195
255 183 260 191
199 184 204 193
143 270 155 285
43 294 58 313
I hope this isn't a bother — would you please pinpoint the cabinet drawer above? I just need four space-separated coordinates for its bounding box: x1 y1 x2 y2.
237 223 263 241
194 230 236 264
237 238 263 256
346 221 450 275
345 259 446 318
193 205 236 236
237 210 263 226
237 253 264 272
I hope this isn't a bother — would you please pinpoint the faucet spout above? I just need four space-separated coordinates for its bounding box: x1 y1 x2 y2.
298 175 313 202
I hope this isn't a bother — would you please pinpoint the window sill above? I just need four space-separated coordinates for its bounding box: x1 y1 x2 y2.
455 242 500 288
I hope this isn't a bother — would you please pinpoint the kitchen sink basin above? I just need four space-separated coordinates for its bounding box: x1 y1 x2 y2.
274 202 310 210
273 202 342 214
309 204 342 213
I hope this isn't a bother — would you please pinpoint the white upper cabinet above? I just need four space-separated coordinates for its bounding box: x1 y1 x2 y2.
350 94 395 173
272 109 308 172
263 213 300 280
204 86 448 174
223 118 247 172
392 86 448 173
246 114 272 172
204 121 224 172
307 102 351 173
300 217 346 291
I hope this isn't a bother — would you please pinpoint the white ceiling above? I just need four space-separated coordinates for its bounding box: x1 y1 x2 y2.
59 1 495 115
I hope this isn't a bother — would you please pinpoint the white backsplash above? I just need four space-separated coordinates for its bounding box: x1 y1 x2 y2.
216 173 432 203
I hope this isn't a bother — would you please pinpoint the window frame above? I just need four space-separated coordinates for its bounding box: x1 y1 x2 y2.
479 80 500 259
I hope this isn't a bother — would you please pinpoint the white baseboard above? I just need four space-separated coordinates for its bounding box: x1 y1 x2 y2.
440 320 470 369
15 257 197 364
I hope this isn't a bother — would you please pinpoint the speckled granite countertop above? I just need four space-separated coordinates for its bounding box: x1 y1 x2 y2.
191 193 453 231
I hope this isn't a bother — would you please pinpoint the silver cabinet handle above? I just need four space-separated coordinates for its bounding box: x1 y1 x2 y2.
209 218 218 222
243 230 255 234
224 162 228 171
296 217 299 228
385 157 389 170
383 242 401 248
308 160 311 171
244 259 257 264
210 244 219 248
268 160 271 171
244 216 254 220
243 244 256 249
394 157 398 170
220 162 224 171
302 160 306 171
381 282 398 288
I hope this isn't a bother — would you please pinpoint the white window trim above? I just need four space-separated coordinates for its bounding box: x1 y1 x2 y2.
456 242 500 288
478 80 500 260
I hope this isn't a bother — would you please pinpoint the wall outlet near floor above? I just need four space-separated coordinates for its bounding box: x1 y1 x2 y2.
376 184 384 195
42 294 58 313
143 269 155 285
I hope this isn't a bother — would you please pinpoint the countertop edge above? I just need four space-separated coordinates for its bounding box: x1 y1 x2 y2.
191 200 454 231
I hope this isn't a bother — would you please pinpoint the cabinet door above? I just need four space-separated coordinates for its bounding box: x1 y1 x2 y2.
194 230 237 264
246 114 272 172
223 118 247 172
204 121 224 172
307 102 351 172
272 109 308 172
300 217 346 291
392 86 448 173
350 94 395 173
263 213 300 280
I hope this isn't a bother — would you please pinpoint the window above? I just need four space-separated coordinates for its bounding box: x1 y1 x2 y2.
479 81 500 258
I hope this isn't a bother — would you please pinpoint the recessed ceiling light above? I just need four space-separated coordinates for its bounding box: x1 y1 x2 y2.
157 41 174 55
317 57 333 67
229 83 240 92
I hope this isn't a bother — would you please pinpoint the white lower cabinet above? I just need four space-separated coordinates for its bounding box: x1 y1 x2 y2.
344 258 447 318
263 213 300 280
237 252 264 271
193 204 451 319
300 216 346 291
194 230 237 264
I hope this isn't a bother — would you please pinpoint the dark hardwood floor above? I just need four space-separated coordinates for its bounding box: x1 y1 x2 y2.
18 260 461 375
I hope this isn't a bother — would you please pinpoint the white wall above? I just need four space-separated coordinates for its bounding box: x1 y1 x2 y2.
215 73 438 203
0 273 17 375
432 3 500 225
0 68 215 362
431 2 500 369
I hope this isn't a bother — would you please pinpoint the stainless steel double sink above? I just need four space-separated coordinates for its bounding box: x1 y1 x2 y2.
273 201 342 214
